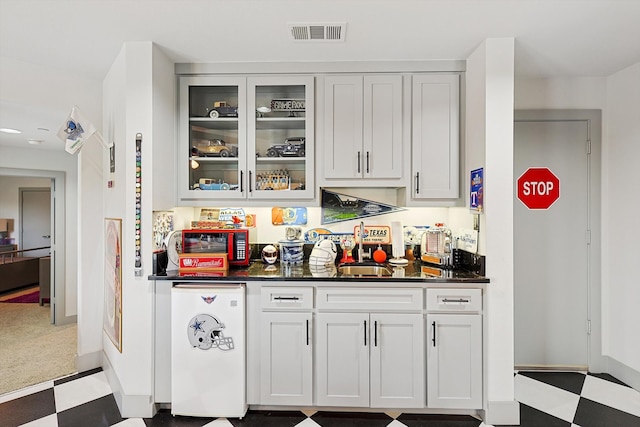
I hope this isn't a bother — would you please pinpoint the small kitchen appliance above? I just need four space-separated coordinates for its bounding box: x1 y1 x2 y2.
182 228 251 266
420 224 452 267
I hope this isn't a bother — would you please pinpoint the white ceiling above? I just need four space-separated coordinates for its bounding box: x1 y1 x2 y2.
1 0 640 152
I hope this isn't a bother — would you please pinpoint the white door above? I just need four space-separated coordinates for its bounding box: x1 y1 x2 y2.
369 313 424 408
316 312 369 407
20 188 51 258
514 118 590 368
260 311 312 405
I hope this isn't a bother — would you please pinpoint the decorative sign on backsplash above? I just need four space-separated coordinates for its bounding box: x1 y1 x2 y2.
304 228 353 244
271 207 308 225
321 189 405 224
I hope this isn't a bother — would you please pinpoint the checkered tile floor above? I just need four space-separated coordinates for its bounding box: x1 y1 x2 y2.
1 369 638 426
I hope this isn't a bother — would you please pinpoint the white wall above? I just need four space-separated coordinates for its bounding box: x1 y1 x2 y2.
602 62 640 376
96 42 175 417
466 39 519 425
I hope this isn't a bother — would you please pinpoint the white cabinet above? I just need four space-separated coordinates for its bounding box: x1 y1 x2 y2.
178 76 314 204
315 287 424 408
260 287 313 405
410 74 460 200
323 75 403 182
426 288 482 409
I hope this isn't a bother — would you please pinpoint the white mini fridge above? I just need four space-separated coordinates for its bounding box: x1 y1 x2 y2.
171 284 247 418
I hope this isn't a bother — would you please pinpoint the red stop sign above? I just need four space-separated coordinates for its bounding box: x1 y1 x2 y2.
517 167 560 209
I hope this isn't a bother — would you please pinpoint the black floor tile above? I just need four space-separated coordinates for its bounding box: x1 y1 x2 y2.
514 403 572 427
311 411 393 427
518 371 586 395
396 413 482 427
573 397 640 427
229 410 307 427
0 388 56 427
54 367 103 386
143 409 214 426
56 394 124 427
587 372 631 388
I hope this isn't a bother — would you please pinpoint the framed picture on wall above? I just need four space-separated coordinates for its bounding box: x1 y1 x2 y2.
104 218 122 352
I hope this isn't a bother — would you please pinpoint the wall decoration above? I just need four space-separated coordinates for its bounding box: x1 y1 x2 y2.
470 167 484 213
134 133 143 277
271 207 308 225
152 211 174 251
104 218 122 352
321 189 405 224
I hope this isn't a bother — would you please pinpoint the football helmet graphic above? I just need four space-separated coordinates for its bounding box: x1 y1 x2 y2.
187 314 234 351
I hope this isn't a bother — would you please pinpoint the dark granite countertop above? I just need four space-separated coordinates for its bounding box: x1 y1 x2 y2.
149 260 489 284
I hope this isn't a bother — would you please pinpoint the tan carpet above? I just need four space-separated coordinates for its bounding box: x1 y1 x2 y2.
0 301 77 395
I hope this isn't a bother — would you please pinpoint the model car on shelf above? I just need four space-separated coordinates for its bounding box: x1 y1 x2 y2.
193 178 238 191
192 139 238 157
204 101 238 118
266 137 305 157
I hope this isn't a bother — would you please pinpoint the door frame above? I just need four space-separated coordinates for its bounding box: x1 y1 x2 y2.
514 109 603 372
0 167 69 326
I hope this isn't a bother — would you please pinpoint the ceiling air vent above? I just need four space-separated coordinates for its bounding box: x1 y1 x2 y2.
288 22 346 42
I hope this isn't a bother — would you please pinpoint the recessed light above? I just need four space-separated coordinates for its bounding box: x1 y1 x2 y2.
0 128 22 134
27 139 43 145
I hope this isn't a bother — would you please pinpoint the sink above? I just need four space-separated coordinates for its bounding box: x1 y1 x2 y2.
338 264 392 277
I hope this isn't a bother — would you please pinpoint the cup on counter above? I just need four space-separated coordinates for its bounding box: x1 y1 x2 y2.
279 239 304 265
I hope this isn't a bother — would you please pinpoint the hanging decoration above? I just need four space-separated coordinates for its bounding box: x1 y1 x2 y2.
321 189 405 224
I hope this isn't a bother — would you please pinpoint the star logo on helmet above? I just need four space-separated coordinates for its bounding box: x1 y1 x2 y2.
189 317 205 334
201 295 217 304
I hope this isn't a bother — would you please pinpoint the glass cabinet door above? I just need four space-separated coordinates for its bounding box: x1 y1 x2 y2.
179 76 247 202
247 76 314 200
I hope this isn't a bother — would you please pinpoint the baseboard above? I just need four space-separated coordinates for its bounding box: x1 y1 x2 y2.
481 399 520 425
102 352 156 418
75 350 102 373
601 356 640 392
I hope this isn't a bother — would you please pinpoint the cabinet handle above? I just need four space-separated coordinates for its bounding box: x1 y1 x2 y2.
442 298 470 303
240 170 244 193
432 321 436 347
364 320 367 346
366 151 370 174
249 170 253 193
416 172 420 194
273 296 299 301
306 319 310 346
357 151 361 174
374 320 377 347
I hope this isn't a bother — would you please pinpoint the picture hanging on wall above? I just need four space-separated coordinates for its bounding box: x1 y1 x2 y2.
104 218 122 352
470 168 484 214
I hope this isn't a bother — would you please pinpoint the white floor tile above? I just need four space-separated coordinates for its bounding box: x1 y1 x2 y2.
385 421 407 427
112 418 147 427
0 380 54 404
19 413 58 427
580 374 640 417
293 418 321 427
515 373 580 422
203 418 234 426
53 371 112 412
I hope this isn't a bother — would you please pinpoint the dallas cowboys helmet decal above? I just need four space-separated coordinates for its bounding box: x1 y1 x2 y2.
187 314 234 351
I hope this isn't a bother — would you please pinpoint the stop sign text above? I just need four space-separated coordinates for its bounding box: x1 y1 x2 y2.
517 167 560 209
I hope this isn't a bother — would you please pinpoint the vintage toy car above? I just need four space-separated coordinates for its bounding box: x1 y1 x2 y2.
205 101 238 118
266 137 305 157
192 139 238 157
193 178 236 191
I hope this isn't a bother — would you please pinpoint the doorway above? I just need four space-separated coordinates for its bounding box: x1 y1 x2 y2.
20 187 52 258
514 110 602 370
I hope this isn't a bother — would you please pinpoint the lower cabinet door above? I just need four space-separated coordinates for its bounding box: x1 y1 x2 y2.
316 312 370 407
260 311 313 405
427 313 482 409
370 313 425 408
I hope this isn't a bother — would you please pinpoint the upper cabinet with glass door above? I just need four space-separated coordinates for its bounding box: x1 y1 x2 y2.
178 75 314 205
179 76 247 203
247 76 314 200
